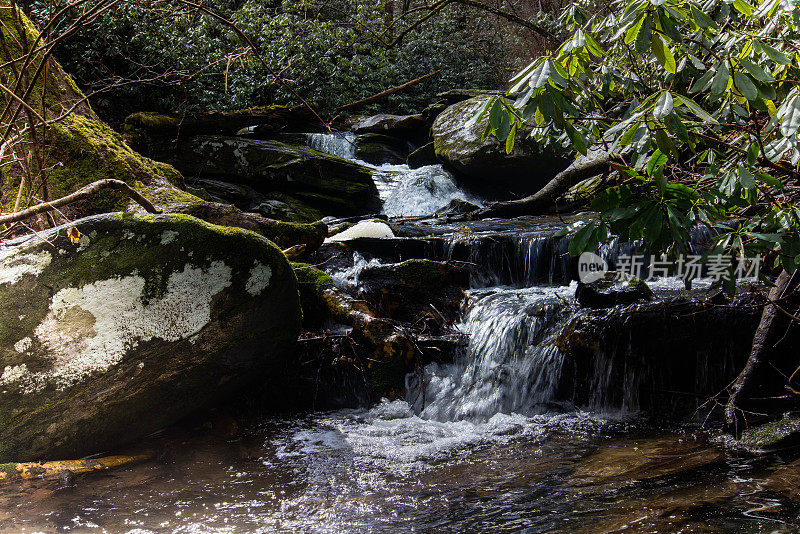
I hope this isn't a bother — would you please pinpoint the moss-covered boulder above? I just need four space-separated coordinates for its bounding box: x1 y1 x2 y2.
0 213 301 461
123 105 321 154
432 96 571 198
0 3 185 220
169 136 381 217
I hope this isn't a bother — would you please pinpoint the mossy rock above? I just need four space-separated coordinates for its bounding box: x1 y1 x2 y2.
432 96 571 198
123 105 321 154
0 212 301 462
0 5 187 222
165 201 328 250
739 415 800 452
169 136 381 217
292 262 335 328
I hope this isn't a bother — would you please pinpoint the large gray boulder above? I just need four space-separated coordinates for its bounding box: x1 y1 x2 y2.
170 136 382 217
432 96 571 198
0 213 301 461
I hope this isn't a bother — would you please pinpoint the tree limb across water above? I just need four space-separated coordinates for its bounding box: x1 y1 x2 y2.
473 155 613 219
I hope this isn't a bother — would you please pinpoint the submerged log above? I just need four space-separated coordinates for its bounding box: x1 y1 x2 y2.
0 451 154 485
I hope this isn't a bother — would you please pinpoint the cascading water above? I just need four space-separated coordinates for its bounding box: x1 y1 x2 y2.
306 132 481 217
412 285 576 421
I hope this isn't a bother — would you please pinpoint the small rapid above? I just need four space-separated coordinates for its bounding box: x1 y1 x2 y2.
306 132 481 217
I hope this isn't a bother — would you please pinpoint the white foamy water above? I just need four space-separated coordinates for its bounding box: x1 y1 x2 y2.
306 132 481 217
414 284 577 421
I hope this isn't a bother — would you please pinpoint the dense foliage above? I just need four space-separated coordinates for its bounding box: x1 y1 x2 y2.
485 0 800 290
25 0 526 120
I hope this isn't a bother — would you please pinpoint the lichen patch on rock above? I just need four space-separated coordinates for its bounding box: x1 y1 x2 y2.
246 262 272 295
28 261 233 392
13 337 32 353
0 364 28 386
0 251 52 285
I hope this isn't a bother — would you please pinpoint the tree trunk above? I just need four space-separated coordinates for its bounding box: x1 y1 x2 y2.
725 269 798 433
474 155 611 219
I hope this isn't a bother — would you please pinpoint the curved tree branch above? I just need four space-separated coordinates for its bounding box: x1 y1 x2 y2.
0 178 160 225
474 154 612 219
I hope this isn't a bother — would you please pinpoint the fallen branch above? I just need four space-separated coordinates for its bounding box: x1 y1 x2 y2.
335 70 442 113
474 154 613 219
0 178 160 226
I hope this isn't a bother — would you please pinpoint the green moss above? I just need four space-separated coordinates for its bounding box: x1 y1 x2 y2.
396 259 447 288
292 262 334 293
0 462 18 478
124 112 182 131
740 416 800 451
627 278 655 299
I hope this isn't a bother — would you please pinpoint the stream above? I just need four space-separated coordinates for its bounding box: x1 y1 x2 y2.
1 134 799 533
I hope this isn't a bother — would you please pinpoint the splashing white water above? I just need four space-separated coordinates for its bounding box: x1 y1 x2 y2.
413 285 577 421
306 132 481 217
329 252 382 289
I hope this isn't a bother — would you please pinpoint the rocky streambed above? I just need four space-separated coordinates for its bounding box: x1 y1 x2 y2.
0 87 798 531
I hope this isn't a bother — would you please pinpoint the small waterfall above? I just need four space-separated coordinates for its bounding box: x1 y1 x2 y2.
306 132 358 160
305 132 481 217
410 286 576 421
432 233 575 288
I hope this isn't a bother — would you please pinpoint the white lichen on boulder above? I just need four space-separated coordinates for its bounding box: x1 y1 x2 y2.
246 262 272 295
0 212 302 463
29 261 232 391
0 251 52 285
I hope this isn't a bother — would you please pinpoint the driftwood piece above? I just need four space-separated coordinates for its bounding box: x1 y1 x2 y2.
1 178 160 226
0 450 154 484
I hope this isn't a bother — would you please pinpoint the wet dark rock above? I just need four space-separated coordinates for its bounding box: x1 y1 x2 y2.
0 213 301 462
434 198 480 216
352 114 427 137
354 133 408 165
187 178 264 209
407 141 438 169
432 96 571 198
556 294 774 418
57 469 77 488
168 136 381 218
358 259 470 321
575 276 654 308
